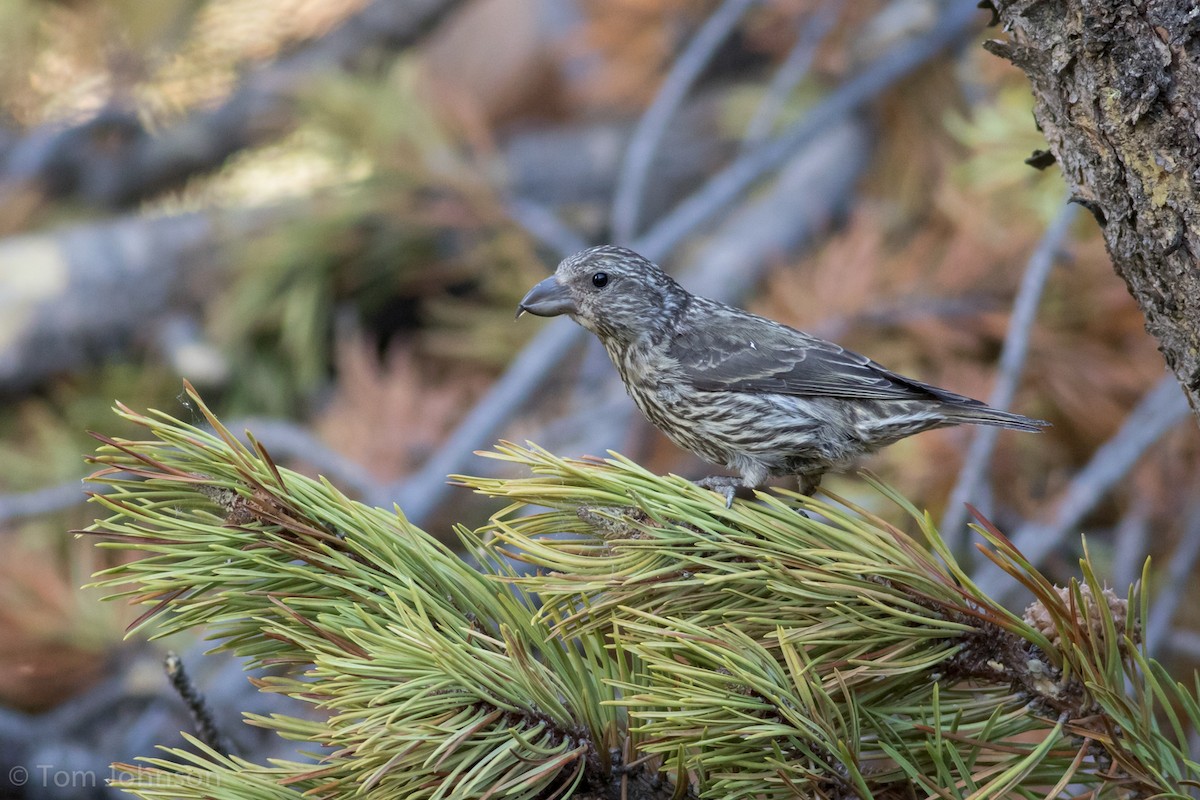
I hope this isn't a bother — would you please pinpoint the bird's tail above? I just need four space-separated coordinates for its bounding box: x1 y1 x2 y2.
943 403 1049 432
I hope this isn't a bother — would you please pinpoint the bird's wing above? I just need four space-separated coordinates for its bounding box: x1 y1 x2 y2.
669 312 967 403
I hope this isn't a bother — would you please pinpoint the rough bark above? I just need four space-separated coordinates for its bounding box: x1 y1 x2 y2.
987 0 1200 421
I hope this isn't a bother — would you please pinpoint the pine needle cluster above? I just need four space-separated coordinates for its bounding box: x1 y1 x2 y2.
82 385 1199 799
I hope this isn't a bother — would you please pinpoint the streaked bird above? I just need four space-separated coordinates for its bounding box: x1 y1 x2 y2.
517 245 1047 505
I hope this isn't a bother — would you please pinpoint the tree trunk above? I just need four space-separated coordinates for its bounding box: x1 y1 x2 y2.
987 0 1200 421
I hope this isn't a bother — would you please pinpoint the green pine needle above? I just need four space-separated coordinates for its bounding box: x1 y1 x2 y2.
81 386 1200 799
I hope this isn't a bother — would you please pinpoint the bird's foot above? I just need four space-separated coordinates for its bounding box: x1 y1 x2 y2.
797 474 823 496
694 476 747 508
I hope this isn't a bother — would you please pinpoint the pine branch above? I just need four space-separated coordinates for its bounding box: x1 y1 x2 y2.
82 384 632 800
82 388 1199 799
462 444 1200 798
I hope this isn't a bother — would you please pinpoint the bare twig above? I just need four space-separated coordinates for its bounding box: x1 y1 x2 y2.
741 0 841 149
636 1 980 261
978 374 1191 602
941 202 1077 553
164 652 232 756
610 0 761 244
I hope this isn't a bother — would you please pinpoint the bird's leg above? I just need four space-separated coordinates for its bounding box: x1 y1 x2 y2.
797 473 823 496
694 475 744 508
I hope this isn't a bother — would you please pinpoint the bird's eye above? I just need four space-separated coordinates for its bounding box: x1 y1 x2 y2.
591 272 609 288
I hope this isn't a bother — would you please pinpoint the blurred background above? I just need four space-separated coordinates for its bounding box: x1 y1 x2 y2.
0 0 1197 794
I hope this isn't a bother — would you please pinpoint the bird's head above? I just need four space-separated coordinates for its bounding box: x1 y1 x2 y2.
516 245 685 342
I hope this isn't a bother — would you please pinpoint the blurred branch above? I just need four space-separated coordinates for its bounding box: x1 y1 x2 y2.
1146 500 1200 659
1170 630 1200 662
941 202 1076 554
977 374 1192 602
0 207 281 391
0 0 464 213
0 479 95 525
505 117 728 216
504 196 589 258
384 318 584 519
812 295 996 342
675 120 866 305
741 0 841 149
636 0 981 261
228 418 384 500
1111 498 1151 593
610 0 760 243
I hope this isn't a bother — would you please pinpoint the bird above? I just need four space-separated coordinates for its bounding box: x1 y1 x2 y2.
516 245 1048 506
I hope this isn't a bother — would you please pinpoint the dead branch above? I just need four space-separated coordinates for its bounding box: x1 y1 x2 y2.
740 0 841 150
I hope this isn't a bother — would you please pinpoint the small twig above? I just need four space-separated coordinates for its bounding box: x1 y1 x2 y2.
635 1 980 261
978 375 1191 602
1146 500 1200 658
941 202 1077 554
610 0 761 244
741 0 841 150
164 651 231 755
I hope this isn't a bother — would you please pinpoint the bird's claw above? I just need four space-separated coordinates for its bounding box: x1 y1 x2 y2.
694 476 741 508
